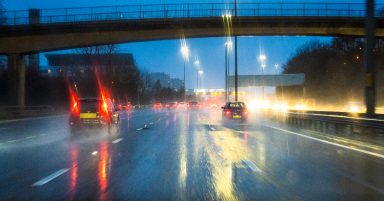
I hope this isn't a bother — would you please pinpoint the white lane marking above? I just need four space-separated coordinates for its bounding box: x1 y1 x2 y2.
0 114 66 124
0 128 7 130
210 127 216 131
266 125 384 160
136 128 143 131
7 140 17 143
112 138 123 144
31 168 70 186
242 160 262 173
25 136 36 139
39 133 47 137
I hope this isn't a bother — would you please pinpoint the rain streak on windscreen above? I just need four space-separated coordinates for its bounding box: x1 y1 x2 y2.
1 1 384 201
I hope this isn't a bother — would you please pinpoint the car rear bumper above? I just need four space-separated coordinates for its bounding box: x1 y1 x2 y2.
69 117 109 128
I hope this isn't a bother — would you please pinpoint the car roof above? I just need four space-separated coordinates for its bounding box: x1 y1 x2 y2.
226 101 245 104
79 97 101 101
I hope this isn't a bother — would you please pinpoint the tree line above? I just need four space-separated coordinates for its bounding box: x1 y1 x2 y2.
278 37 384 107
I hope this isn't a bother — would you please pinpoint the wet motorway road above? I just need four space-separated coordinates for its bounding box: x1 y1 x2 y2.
0 109 383 201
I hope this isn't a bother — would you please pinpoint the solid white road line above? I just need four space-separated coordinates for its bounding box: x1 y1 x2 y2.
136 128 143 131
112 138 123 144
266 125 384 160
31 168 70 186
242 160 262 173
0 114 66 124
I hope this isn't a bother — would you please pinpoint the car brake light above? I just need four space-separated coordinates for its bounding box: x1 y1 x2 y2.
71 101 79 115
225 109 231 115
103 101 108 114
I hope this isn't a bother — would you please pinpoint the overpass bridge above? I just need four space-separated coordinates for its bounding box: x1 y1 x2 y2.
0 2 383 109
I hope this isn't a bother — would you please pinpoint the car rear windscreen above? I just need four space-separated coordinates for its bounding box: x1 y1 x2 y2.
79 100 100 112
229 102 245 108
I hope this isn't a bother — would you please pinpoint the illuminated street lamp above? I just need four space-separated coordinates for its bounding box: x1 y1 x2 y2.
198 70 204 88
224 39 233 102
180 39 189 101
194 58 200 89
258 54 266 63
258 54 267 101
274 64 279 70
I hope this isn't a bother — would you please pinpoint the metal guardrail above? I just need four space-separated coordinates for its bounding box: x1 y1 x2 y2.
2 3 384 25
266 109 384 135
289 111 384 128
0 105 55 120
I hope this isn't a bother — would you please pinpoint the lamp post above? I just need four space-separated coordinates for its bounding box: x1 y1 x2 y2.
225 40 232 102
258 54 267 101
234 0 238 101
180 40 189 102
198 70 204 88
194 59 200 89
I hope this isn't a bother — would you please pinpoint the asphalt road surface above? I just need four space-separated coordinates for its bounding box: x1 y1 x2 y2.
0 108 383 201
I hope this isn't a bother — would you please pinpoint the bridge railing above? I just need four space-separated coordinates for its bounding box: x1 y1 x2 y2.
2 3 384 25
264 109 384 136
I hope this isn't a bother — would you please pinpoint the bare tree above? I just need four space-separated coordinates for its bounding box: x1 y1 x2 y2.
76 44 117 80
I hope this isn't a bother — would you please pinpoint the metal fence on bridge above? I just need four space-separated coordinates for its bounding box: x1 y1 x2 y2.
2 3 384 25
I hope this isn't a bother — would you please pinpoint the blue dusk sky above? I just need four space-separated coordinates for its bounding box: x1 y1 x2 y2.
2 0 379 89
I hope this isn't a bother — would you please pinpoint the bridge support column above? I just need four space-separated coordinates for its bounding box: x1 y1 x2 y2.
7 54 25 107
364 0 376 117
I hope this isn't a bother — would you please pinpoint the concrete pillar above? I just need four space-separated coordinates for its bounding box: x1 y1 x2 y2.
7 54 25 107
364 0 376 117
28 9 40 73
29 9 40 25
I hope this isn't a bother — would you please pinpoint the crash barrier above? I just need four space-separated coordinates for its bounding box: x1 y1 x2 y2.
0 105 55 120
265 110 384 136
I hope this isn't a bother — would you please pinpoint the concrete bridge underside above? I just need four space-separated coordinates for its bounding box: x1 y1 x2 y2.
1 16 384 54
1 16 383 106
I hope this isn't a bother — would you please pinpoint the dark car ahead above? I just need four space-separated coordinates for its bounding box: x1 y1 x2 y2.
187 101 201 109
165 102 178 109
69 98 120 134
222 101 248 121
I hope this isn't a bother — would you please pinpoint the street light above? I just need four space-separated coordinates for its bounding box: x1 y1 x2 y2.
180 39 189 102
194 58 200 89
225 39 232 102
258 54 267 101
258 54 266 63
198 70 204 88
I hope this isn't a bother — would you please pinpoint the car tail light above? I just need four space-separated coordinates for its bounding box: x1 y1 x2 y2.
100 99 109 120
71 101 79 115
225 109 231 115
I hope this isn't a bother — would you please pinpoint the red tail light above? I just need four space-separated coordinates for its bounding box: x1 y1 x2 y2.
71 101 79 115
225 109 231 115
101 100 109 116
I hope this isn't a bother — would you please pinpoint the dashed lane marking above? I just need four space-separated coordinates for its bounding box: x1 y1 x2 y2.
242 160 262 173
266 125 384 160
112 138 123 144
31 168 70 186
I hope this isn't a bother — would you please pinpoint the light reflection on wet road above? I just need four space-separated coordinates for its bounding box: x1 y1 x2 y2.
0 109 383 200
